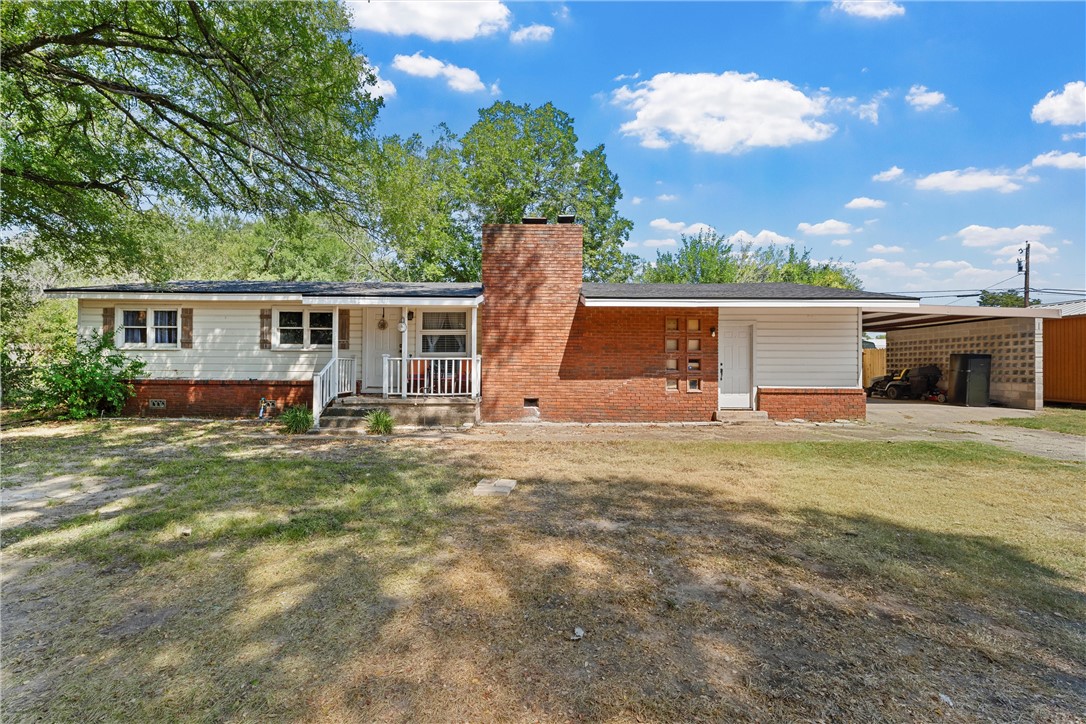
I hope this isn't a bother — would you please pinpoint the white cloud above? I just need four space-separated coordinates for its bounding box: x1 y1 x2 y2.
947 224 1055 248
798 219 854 236
510 24 553 43
367 64 396 99
553 3 570 21
1031 150 1086 170
622 241 638 250
1062 131 1086 141
649 218 713 235
391 52 490 93
992 241 1060 264
347 1 510 41
656 193 678 202
643 238 677 247
612 71 835 154
831 238 853 247
915 167 1031 194
845 196 886 209
630 196 643 206
729 229 797 246
855 258 922 276
906 84 949 111
833 1 905 20
867 244 904 253
1031 81 1086 126
857 90 891 124
872 165 904 182
614 71 641 82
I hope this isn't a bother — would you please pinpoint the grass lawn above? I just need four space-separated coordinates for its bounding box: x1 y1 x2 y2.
983 406 1086 436
2 421 1083 722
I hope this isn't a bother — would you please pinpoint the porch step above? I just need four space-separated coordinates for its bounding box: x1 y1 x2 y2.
713 410 771 425
320 396 478 428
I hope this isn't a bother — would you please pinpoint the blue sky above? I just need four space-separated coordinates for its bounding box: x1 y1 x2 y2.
346 1 1085 302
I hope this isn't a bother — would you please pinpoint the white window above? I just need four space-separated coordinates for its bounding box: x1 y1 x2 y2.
274 309 333 349
420 311 467 356
119 308 180 348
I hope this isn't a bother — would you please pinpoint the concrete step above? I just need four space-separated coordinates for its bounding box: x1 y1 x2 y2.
320 397 478 428
713 409 772 425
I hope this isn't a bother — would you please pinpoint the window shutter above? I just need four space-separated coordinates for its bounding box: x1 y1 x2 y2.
102 307 115 337
338 309 350 350
180 308 194 349
259 309 272 349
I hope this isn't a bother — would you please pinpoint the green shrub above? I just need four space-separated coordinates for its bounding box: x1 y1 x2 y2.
27 331 145 419
365 409 394 435
280 404 314 434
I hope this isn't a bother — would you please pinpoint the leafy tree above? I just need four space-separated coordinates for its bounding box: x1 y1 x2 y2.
1 0 382 278
163 213 386 282
977 289 1039 308
375 102 637 282
640 231 862 289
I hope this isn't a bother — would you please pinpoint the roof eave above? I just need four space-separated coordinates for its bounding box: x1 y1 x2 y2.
581 297 919 308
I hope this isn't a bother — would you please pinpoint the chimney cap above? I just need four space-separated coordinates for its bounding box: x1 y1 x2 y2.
557 214 576 224
521 216 547 225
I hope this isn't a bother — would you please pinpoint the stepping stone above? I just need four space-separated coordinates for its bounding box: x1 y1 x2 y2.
474 478 517 496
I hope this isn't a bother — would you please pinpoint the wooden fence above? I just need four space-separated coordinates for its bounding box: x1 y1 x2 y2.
862 348 887 388
1043 316 1086 405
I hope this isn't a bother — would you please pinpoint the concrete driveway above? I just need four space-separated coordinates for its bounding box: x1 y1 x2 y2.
865 397 1037 425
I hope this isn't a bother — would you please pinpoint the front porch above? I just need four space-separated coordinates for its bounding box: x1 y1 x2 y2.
306 293 483 427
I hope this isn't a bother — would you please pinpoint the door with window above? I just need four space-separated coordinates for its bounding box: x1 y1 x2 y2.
363 307 401 390
718 323 753 409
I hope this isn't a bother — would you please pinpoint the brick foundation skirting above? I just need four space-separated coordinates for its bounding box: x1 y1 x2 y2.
122 379 312 418
756 387 866 422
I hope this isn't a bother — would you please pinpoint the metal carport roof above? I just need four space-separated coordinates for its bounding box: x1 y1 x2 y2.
862 304 1062 333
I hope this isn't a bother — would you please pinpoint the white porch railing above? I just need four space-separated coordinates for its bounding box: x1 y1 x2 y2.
382 355 480 399
313 356 356 426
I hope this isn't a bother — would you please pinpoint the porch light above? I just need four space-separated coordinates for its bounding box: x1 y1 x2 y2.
398 317 407 333
710 326 717 337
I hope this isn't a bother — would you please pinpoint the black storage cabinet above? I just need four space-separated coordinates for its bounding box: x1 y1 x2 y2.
948 353 992 406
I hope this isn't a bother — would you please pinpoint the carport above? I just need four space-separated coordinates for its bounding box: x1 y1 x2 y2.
861 304 1062 410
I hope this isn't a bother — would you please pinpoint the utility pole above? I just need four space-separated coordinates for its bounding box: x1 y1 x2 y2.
1023 241 1030 308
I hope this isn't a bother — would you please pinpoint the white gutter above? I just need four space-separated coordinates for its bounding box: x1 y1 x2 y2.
43 291 305 302
581 297 920 309
301 294 484 307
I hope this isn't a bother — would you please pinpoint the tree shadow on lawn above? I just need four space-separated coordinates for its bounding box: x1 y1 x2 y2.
2 441 1084 722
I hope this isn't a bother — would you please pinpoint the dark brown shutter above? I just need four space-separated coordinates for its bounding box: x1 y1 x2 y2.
180 308 194 349
338 309 350 350
102 307 115 336
259 308 272 349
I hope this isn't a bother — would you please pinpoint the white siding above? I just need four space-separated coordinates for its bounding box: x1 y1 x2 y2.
718 307 861 388
77 300 481 383
79 300 362 381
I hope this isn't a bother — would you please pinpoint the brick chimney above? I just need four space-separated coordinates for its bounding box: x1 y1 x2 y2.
480 221 584 421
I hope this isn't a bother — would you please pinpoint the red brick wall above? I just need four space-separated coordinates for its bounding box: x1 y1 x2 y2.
480 223 718 422
122 379 312 418
756 387 866 421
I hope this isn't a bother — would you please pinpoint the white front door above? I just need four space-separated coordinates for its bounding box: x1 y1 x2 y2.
363 307 401 390
718 323 753 409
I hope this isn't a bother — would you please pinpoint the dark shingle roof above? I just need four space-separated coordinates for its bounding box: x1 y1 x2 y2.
47 279 915 302
581 282 917 301
45 280 483 297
